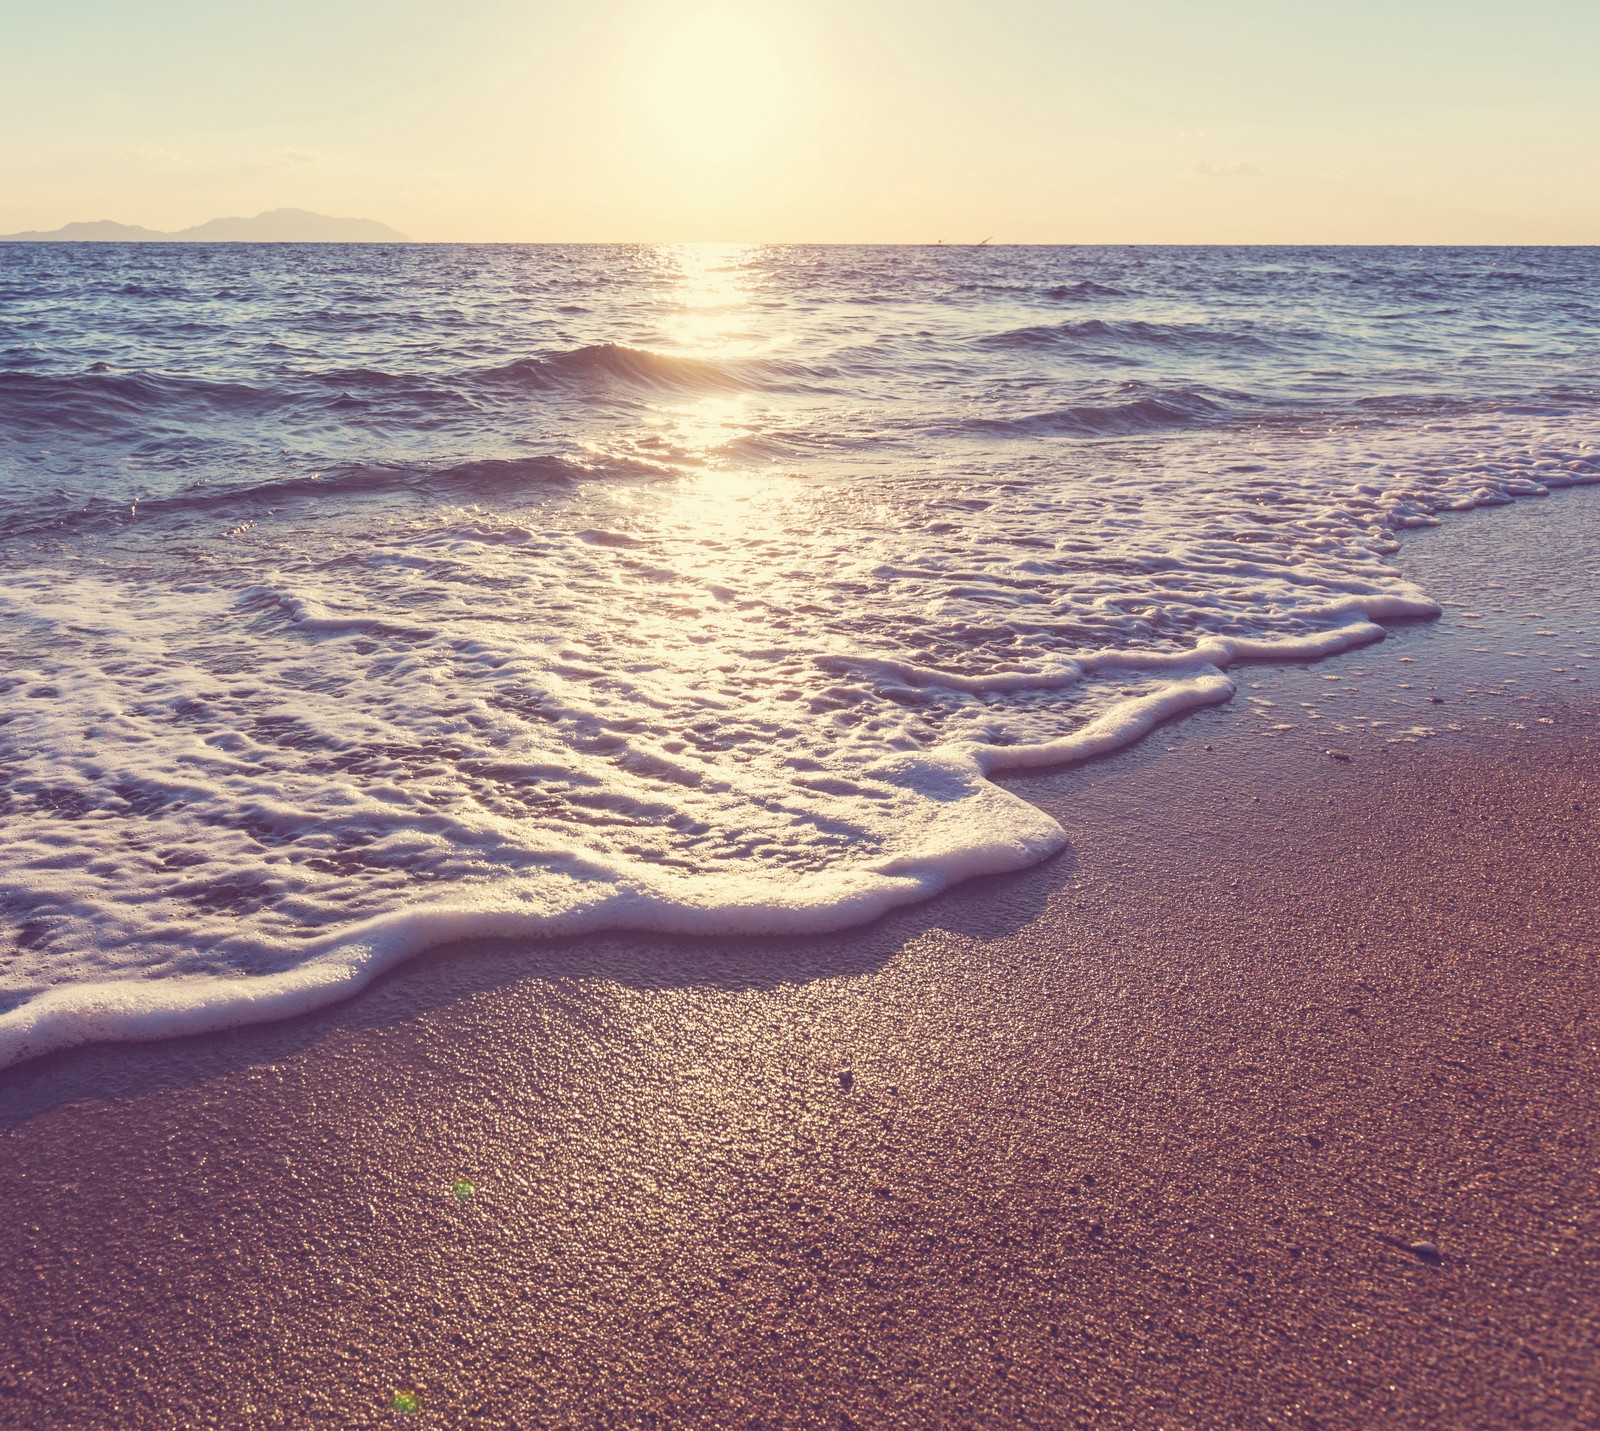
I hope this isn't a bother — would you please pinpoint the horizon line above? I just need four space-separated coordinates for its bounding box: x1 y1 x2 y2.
3 238 1598 249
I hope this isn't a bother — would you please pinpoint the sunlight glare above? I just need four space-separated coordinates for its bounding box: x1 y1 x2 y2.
665 242 760 352
631 8 794 174
654 244 767 481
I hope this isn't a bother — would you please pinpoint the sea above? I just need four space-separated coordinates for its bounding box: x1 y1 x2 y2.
1 243 1596 1066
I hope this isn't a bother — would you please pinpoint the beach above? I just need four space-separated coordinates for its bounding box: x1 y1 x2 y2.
2 480 1596 1426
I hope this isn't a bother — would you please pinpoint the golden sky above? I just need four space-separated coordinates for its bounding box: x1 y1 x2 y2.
2 0 1597 242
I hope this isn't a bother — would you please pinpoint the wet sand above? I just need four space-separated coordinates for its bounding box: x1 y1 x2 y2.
3 490 1600 1429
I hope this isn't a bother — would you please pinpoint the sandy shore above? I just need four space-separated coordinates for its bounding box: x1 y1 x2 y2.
3 489 1600 1429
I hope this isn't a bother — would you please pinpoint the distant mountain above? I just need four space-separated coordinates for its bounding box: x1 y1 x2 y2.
0 208 410 243
0 219 168 242
169 209 410 242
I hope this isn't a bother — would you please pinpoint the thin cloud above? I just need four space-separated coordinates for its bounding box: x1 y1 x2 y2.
120 147 189 169
117 147 325 176
256 149 324 172
1188 160 1263 180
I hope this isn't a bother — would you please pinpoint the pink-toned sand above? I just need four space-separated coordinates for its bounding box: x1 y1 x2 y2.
3 491 1599 1428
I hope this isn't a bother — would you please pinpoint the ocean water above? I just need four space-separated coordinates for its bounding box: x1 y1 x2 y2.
1 243 1596 1066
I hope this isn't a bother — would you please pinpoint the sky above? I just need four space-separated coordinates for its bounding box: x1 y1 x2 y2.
1 0 1596 243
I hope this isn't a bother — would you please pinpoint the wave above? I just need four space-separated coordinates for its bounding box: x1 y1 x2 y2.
238 585 438 640
115 282 191 299
0 452 675 536
979 318 1276 353
476 343 831 394
0 343 830 440
0 368 279 433
956 385 1234 437
1042 281 1127 300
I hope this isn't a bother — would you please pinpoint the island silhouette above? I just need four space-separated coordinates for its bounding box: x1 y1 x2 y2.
0 208 409 242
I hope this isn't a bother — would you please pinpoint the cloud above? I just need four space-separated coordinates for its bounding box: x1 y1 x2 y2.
120 147 189 169
117 146 324 176
1188 160 1263 180
256 148 323 172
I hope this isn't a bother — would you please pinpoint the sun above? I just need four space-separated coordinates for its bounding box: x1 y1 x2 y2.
627 7 797 175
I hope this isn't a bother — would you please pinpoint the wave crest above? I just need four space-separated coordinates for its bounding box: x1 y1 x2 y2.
980 318 1275 353
0 369 277 433
956 386 1232 437
0 452 674 536
478 343 830 394
1041 280 1126 300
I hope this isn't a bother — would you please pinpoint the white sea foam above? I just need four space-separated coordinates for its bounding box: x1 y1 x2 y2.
2 240 1599 1068
1 411 1595 1069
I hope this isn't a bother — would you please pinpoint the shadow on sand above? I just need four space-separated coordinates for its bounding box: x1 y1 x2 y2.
0 830 1082 1134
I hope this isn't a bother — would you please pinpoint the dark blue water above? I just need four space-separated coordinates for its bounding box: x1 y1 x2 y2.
2 244 1594 539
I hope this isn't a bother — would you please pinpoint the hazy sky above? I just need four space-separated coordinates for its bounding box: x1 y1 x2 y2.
2 0 1596 242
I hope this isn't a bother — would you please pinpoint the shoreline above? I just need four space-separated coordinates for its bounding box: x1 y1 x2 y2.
0 614 1400 1076
3 471 1573 1075
3 487 1599 1426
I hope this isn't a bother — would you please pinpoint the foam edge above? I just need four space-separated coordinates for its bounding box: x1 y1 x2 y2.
0 611 1428 1072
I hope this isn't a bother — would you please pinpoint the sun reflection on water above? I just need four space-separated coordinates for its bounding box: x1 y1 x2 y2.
580 242 805 585
643 244 776 496
663 242 763 355
642 245 810 610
